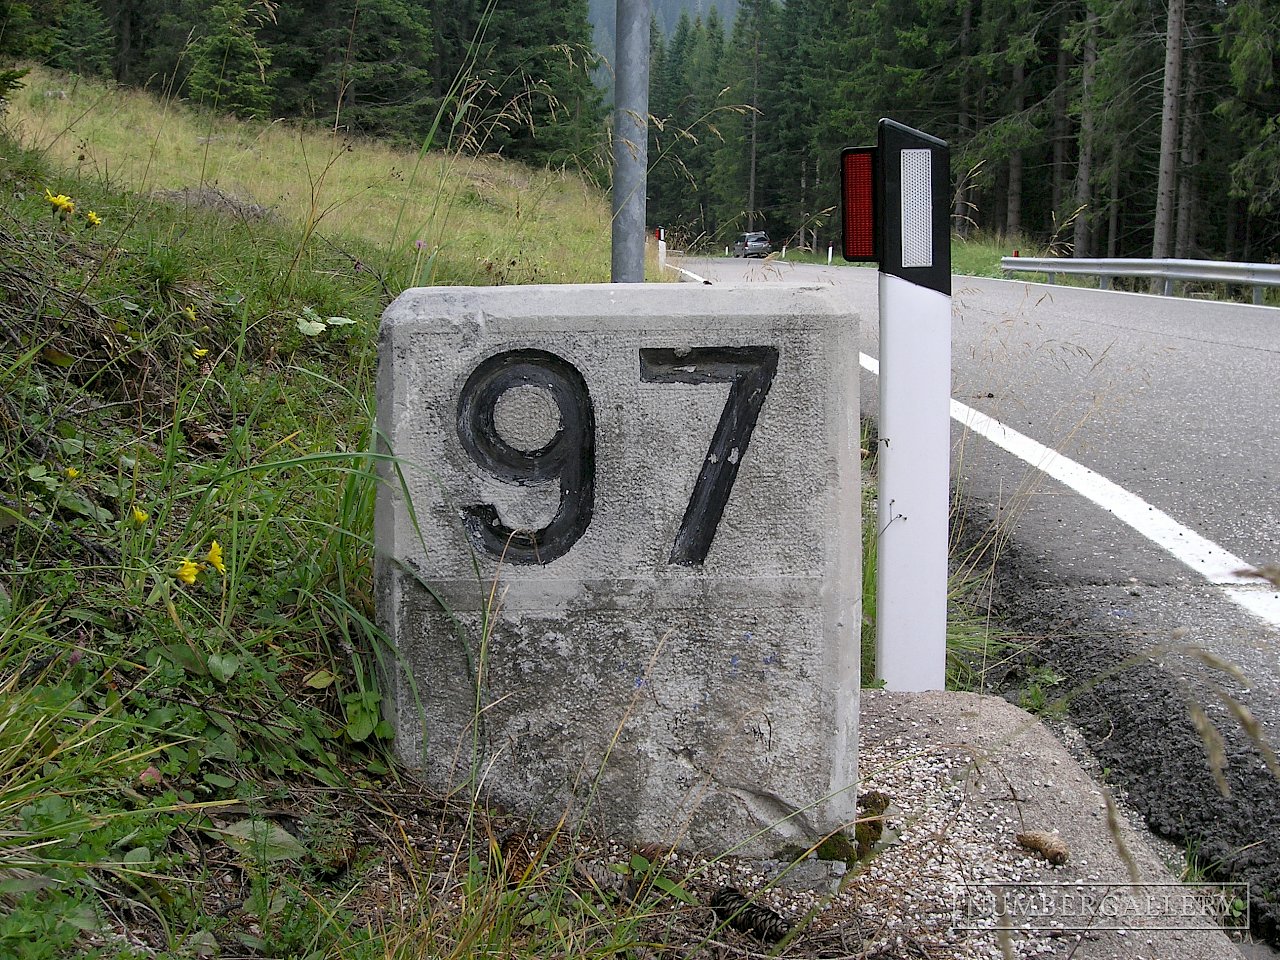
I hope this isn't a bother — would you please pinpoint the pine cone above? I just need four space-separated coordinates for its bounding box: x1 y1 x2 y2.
573 860 636 900
709 886 792 944
499 831 537 887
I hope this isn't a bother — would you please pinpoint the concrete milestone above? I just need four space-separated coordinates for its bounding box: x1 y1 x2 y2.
375 283 860 854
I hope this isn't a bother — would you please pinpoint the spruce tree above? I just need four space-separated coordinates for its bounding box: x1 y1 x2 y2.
50 0 115 77
187 0 273 119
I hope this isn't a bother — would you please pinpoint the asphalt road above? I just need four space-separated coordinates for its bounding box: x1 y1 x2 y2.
678 255 1280 941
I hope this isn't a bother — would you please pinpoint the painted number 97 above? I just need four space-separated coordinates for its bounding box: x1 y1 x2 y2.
456 346 778 566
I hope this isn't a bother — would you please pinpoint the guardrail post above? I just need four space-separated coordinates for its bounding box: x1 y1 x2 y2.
1099 276 1110 290
1255 286 1265 306
1047 272 1056 285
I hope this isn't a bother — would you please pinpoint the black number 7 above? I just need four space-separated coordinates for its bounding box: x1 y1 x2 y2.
639 346 779 566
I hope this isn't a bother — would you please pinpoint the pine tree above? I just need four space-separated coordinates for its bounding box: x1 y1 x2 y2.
187 0 273 118
265 0 434 143
50 0 114 77
448 0 604 167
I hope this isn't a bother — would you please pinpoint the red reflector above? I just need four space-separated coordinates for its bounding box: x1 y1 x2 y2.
842 148 877 262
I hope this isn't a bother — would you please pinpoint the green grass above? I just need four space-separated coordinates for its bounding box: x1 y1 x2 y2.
0 65 715 957
7 66 614 288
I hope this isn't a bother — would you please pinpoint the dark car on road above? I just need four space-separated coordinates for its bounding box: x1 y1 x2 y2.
733 231 772 258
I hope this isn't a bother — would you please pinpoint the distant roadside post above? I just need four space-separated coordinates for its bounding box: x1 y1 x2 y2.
842 119 952 691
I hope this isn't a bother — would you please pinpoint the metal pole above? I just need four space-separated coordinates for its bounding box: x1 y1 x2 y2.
612 0 649 283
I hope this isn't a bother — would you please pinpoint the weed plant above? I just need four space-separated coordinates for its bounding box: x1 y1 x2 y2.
858 434 1014 691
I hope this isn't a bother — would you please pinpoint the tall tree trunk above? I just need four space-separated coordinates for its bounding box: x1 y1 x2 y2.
811 156 820 250
1225 196 1240 260
747 32 759 231
799 158 807 248
1107 152 1120 257
115 7 132 83
1175 49 1199 258
1073 10 1098 258
1152 0 1185 262
953 0 973 235
1006 60 1025 239
993 166 1008 236
1052 22 1070 216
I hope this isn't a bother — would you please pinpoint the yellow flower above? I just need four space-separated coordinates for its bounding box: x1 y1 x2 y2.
44 188 75 216
85 210 102 228
206 540 225 575
182 305 197 324
175 558 201 585
131 505 149 524
65 467 80 479
193 347 209 359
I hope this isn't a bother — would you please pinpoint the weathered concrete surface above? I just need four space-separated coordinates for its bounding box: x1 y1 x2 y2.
865 691 1249 959
375 283 860 854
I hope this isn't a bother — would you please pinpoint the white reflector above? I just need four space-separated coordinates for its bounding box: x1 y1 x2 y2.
900 149 932 268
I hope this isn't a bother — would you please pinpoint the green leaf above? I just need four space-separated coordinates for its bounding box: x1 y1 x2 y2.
325 316 357 326
207 653 239 683
345 707 376 743
123 846 151 865
0 870 57 894
207 710 236 734
302 668 335 689
64 903 100 932
203 773 237 789
210 819 307 862
652 875 698 904
144 576 169 607
63 494 113 524
155 643 208 676
41 346 77 367
630 853 651 874
202 731 239 761
296 317 326 337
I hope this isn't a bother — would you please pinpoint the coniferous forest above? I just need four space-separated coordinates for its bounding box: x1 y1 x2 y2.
646 0 1280 261
0 0 604 167
2 0 1278 260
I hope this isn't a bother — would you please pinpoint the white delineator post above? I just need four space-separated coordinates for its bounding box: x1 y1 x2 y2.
842 120 952 691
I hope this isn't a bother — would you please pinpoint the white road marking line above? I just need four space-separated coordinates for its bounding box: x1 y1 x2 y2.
672 265 712 284
859 352 1280 631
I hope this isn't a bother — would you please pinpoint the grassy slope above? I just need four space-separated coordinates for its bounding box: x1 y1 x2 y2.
9 68 613 286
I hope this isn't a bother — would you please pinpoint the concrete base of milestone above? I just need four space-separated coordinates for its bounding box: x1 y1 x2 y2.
375 283 860 857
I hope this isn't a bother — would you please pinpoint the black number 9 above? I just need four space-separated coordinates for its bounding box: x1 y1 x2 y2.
456 349 595 565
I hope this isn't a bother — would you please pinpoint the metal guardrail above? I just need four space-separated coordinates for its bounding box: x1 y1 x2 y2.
1000 256 1280 305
